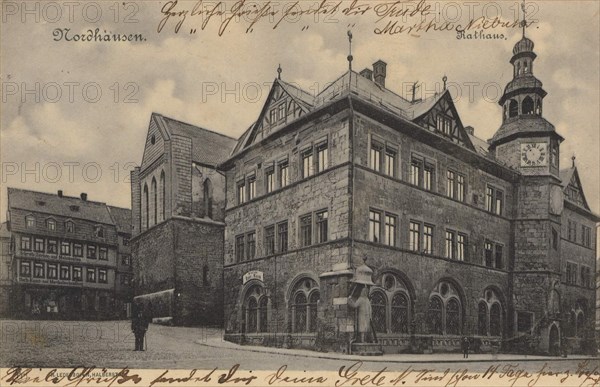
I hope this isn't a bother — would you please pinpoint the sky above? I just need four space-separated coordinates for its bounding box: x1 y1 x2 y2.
1 0 599 221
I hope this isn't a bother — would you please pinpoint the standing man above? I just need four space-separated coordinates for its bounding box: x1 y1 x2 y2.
461 336 470 358
131 303 150 351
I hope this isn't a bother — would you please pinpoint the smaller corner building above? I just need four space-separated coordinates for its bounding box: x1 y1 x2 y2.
3 188 133 320
130 114 237 326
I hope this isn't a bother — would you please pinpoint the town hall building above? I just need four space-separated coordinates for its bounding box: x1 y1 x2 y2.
131 32 598 354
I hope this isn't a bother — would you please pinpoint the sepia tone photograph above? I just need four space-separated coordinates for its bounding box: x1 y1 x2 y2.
1 0 599 386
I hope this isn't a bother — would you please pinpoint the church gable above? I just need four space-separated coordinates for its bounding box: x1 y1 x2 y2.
414 93 475 151
564 168 590 210
243 80 311 150
140 114 169 172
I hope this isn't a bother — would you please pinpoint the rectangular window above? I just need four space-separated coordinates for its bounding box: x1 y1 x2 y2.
369 143 382 173
98 269 107 284
246 232 256 261
277 103 285 121
456 174 465 202
26 217 35 228
73 243 83 257
121 255 131 266
300 214 312 247
552 228 559 250
369 210 381 243
315 210 328 244
73 266 82 281
99 247 108 261
384 214 397 247
495 244 504 269
34 238 44 252
47 239 58 254
34 262 44 278
47 264 58 279
277 221 288 252
20 261 31 276
278 160 290 188
550 142 559 168
237 181 246 205
270 108 277 124
423 163 435 191
301 148 314 179
447 171 456 199
582 225 591 247
265 168 275 194
60 265 70 280
486 185 504 215
445 230 455 259
87 245 97 259
457 233 467 261
384 149 396 177
484 241 494 267
47 220 56 231
437 115 452 135
264 226 275 256
21 236 31 251
423 224 433 254
65 222 74 233
247 175 256 201
60 242 70 256
409 221 421 252
316 142 328 173
568 220 577 242
410 159 422 187
566 262 578 285
235 235 245 262
86 268 96 282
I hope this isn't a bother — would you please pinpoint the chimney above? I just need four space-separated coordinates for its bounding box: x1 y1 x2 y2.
373 60 387 88
359 68 373 81
465 126 475 135
80 193 88 201
57 190 63 198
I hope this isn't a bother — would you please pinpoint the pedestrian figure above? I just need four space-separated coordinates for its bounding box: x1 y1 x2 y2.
461 336 470 358
131 304 150 351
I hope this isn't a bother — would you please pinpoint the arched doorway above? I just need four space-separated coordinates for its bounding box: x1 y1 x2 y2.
549 324 560 356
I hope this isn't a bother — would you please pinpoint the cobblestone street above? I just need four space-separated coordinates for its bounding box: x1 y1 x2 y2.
1 320 598 374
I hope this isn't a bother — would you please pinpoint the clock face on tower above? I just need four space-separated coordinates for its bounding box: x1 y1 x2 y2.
520 143 548 167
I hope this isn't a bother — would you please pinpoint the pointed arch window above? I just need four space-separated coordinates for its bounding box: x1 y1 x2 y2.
369 272 412 334
478 302 488 335
508 100 518 118
159 171 166 222
203 179 213 219
427 297 443 335
427 281 463 335
390 293 409 333
243 285 268 334
478 289 504 336
490 303 502 336
143 184 149 230
151 177 157 226
522 96 534 115
247 298 258 333
370 291 387 333
259 297 269 333
289 277 319 333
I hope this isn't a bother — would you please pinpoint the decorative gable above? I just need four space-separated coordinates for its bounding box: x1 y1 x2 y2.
140 114 170 172
242 79 312 151
564 168 590 210
413 93 475 151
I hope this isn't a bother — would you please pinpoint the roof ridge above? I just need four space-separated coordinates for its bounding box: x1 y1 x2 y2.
157 113 237 141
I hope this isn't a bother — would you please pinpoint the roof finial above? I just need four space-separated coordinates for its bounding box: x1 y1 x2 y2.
521 0 527 38
277 64 282 80
411 81 420 102
347 30 353 71
572 154 576 168
442 75 448 91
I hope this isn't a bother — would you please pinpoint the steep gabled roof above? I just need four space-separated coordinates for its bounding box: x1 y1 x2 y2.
152 113 237 166
107 206 132 234
0 222 10 238
7 188 114 225
560 166 591 211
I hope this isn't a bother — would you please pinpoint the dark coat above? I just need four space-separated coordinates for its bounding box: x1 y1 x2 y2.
131 310 150 333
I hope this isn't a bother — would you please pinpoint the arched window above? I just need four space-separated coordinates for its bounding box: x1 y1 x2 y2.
524 60 529 73
203 179 213 219
247 298 258 333
535 100 542 115
576 312 585 338
244 285 266 334
143 184 149 230
370 272 412 335
308 291 319 332
446 298 461 335
509 100 518 118
522 96 534 115
370 291 387 333
391 293 409 333
427 297 443 335
569 311 577 337
478 302 488 335
159 171 165 222
293 293 307 333
289 277 319 333
490 303 502 336
151 177 157 226
259 297 268 333
516 62 521 76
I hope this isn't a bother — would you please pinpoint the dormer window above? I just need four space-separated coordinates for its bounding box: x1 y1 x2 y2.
94 225 104 238
25 215 35 229
65 221 75 233
46 219 56 231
